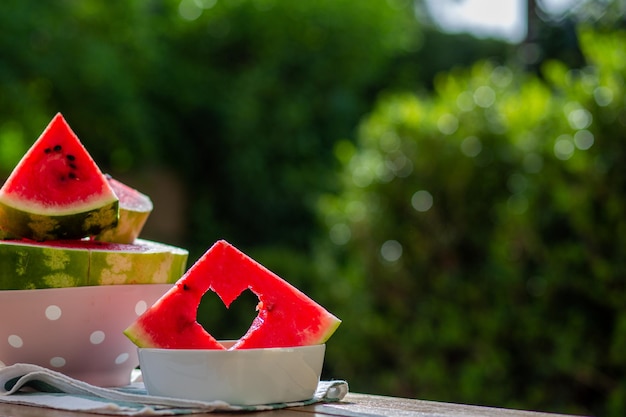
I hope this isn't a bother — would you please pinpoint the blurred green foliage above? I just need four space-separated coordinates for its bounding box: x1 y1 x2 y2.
317 27 626 417
2 1 623 416
0 0 508 260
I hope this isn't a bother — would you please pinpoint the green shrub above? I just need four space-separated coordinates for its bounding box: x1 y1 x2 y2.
316 27 626 417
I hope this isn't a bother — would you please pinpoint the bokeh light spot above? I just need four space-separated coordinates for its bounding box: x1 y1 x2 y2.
457 91 475 112
411 190 433 212
574 130 594 150
380 240 403 262
460 136 482 157
568 108 592 130
473 86 496 108
437 113 459 135
554 135 575 160
593 86 613 107
179 0 203 20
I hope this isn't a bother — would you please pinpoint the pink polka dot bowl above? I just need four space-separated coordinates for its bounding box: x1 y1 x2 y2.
0 283 172 387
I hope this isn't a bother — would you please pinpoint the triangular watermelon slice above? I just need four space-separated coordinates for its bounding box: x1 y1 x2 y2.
0 113 119 241
124 240 341 349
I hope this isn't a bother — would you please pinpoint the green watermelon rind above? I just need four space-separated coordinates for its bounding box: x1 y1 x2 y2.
90 239 188 285
308 315 341 347
94 208 149 244
0 199 119 241
93 176 153 244
0 241 91 289
0 238 188 290
123 322 152 348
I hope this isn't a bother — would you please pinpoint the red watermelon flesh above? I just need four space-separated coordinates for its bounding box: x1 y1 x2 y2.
105 176 153 212
124 240 341 350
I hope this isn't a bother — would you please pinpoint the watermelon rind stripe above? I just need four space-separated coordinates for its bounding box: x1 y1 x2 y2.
317 313 342 344
0 238 188 290
90 239 188 285
0 199 119 241
123 321 152 348
0 242 90 290
93 176 154 244
94 206 150 244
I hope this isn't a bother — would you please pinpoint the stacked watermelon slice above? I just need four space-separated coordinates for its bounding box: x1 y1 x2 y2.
0 113 188 290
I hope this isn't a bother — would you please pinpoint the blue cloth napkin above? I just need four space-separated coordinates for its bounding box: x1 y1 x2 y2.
0 363 348 415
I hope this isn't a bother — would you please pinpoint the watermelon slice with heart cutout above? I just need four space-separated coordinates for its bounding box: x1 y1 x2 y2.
0 113 119 241
124 239 341 350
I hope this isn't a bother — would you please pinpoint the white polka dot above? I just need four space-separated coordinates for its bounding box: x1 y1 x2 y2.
90 331 105 345
135 300 148 316
115 353 130 365
8 335 23 348
50 357 66 367
45 305 62 320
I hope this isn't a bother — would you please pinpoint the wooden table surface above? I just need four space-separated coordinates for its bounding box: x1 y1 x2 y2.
0 392 588 417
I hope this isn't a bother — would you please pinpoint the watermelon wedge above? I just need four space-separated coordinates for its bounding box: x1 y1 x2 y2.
0 113 118 241
94 176 153 244
124 240 341 350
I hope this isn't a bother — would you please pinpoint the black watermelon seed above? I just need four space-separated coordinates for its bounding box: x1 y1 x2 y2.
69 163 77 170
44 147 52 154
68 172 77 179
67 154 75 161
53 145 62 152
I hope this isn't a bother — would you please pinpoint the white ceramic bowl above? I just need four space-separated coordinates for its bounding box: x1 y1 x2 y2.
138 341 326 405
0 284 172 387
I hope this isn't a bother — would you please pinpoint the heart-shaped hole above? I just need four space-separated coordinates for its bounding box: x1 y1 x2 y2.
196 288 259 342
